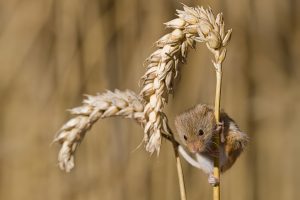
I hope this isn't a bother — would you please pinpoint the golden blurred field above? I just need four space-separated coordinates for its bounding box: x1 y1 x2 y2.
0 0 300 199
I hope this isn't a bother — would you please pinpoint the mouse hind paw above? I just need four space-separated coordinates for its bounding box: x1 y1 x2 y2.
208 174 219 186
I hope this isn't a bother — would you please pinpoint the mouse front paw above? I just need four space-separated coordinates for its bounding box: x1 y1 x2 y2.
216 121 225 143
208 174 220 186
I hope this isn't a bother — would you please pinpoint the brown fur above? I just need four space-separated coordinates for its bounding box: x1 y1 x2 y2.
175 104 249 172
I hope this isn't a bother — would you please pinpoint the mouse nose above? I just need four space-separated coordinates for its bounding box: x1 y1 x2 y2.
188 142 203 153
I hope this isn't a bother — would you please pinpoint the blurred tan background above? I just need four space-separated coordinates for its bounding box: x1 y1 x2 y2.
0 0 300 199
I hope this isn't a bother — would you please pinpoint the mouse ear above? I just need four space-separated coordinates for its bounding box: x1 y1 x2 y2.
194 104 214 115
195 104 206 111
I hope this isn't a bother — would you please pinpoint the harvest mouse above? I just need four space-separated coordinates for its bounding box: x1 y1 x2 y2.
174 104 248 186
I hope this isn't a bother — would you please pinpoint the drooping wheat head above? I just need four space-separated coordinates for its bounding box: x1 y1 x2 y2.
54 90 145 172
140 5 232 154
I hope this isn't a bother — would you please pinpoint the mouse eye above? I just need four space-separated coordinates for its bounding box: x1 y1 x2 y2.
183 135 187 141
198 129 204 136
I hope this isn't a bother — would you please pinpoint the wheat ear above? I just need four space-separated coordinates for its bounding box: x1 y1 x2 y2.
140 5 232 154
53 89 145 172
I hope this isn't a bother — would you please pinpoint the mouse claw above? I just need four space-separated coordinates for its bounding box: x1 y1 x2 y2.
217 121 224 127
208 174 220 186
216 121 225 143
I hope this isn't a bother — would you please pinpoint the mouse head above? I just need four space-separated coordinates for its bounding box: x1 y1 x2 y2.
174 104 216 153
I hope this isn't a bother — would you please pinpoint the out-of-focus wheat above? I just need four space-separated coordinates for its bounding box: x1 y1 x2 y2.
53 89 145 172
140 5 232 154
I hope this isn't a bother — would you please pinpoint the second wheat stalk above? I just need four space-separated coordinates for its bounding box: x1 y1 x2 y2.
213 62 222 200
